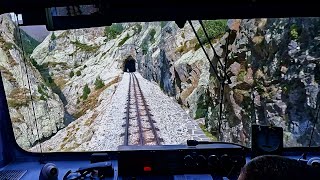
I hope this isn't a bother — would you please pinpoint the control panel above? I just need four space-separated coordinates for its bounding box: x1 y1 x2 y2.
117 145 246 178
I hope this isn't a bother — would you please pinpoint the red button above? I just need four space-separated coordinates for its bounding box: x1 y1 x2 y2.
143 166 152 172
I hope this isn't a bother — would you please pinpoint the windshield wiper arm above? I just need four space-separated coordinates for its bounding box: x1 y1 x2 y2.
187 140 249 150
198 20 231 84
188 20 222 82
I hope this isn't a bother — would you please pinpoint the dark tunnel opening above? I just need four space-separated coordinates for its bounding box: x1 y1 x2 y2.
123 57 136 72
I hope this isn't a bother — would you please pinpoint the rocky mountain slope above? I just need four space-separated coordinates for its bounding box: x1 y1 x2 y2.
0 14 64 149
140 18 320 146
29 22 209 151
1 14 320 150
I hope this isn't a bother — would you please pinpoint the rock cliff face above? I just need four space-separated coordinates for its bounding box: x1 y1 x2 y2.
139 18 320 147
29 22 207 151
0 14 65 149
2 14 320 150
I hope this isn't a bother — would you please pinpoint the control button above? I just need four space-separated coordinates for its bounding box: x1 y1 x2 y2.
233 156 246 168
143 166 152 172
220 154 232 169
184 155 195 167
196 155 207 167
208 155 219 167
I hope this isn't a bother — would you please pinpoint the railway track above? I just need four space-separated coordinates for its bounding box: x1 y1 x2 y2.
123 73 161 146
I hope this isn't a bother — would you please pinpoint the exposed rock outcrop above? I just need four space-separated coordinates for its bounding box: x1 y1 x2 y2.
0 14 65 149
3 15 320 150
139 18 320 147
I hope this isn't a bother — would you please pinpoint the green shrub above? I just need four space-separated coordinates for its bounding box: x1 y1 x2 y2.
30 58 41 70
141 41 148 55
197 20 227 44
74 62 79 68
94 77 105 90
290 24 299 40
4 42 14 50
37 83 49 98
19 29 40 55
161 21 168 28
149 29 156 43
40 95 46 101
118 33 130 46
71 40 99 53
81 84 91 100
104 24 124 39
237 70 247 82
133 24 142 34
76 70 81 76
51 33 56 41
69 71 74 78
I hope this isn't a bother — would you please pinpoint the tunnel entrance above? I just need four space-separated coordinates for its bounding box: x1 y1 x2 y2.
123 56 136 72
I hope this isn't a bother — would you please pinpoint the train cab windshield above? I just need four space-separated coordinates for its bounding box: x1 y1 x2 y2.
1 13 320 152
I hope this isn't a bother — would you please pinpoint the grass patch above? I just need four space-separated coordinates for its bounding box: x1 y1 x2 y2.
0 66 16 83
57 31 69 39
197 20 227 44
104 24 124 39
7 88 30 108
59 126 82 151
11 117 23 123
94 76 105 90
175 41 195 54
71 40 99 53
176 38 202 52
118 33 130 46
54 76 67 89
237 69 247 82
199 124 218 141
46 61 68 69
84 113 99 126
252 36 264 45
0 36 19 66
73 76 119 118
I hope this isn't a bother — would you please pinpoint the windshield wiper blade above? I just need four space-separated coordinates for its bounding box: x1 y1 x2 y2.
187 140 249 150
187 140 212 146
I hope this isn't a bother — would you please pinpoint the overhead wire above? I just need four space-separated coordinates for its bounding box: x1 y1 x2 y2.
188 20 230 140
14 14 44 156
188 20 222 83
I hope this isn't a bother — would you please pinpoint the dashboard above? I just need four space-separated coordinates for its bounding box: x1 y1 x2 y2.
1 144 320 180
1 144 247 180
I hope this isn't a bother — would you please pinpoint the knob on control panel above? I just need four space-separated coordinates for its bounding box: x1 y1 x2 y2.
39 163 58 180
196 155 207 167
184 155 195 168
208 155 219 167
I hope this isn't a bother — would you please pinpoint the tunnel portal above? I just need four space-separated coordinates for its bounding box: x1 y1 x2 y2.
123 57 136 72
